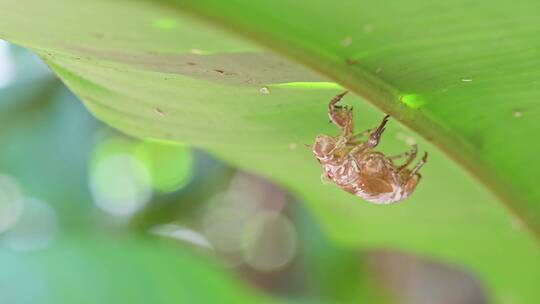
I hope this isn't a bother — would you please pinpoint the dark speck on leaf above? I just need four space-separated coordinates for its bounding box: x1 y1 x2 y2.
346 58 358 65
154 108 166 117
214 69 235 76
187 62 197 66
469 133 484 149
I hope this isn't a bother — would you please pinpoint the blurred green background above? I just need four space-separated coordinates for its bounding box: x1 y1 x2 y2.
0 40 498 304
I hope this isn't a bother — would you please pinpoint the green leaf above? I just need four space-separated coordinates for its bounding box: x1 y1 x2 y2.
1 0 539 303
172 0 540 235
0 236 270 304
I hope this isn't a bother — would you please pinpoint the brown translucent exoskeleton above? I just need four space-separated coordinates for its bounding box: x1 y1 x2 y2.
312 91 428 204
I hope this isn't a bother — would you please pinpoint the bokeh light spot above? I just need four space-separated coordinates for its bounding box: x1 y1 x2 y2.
1 197 58 251
203 204 253 253
134 140 193 193
90 154 152 217
241 212 297 272
0 174 24 233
